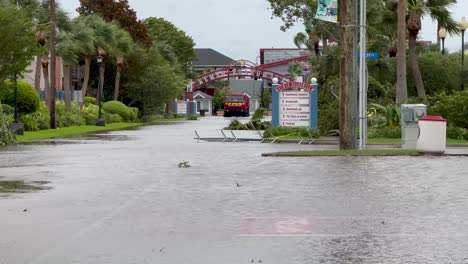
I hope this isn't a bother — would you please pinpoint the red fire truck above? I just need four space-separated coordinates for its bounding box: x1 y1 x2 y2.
223 94 250 117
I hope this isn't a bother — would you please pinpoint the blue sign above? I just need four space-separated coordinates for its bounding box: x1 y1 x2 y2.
357 52 379 59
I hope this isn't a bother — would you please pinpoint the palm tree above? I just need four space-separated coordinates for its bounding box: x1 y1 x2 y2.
57 31 80 112
111 26 133 100
14 0 70 97
73 15 113 98
407 0 458 100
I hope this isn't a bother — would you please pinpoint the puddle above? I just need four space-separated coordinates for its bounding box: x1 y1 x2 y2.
0 180 51 194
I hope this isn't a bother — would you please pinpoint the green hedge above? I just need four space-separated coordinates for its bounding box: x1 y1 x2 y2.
428 91 468 128
0 80 40 114
102 100 131 121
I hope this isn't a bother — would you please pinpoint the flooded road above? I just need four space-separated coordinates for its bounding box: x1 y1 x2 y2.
1 117 468 263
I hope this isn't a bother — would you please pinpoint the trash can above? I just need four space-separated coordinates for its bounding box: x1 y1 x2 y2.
416 115 447 154
199 110 206 117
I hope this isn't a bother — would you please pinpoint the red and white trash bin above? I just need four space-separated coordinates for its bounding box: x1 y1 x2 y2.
416 115 447 154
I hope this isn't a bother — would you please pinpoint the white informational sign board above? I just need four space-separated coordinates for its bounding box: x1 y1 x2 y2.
177 102 187 114
279 91 310 127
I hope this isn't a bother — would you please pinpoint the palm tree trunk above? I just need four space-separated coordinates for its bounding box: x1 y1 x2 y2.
338 0 355 150
114 66 121 101
82 54 91 97
42 57 50 108
97 62 105 104
64 64 72 112
437 20 441 50
34 56 42 94
408 33 427 100
396 0 408 103
114 56 124 101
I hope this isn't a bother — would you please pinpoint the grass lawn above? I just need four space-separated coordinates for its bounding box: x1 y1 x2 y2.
262 149 421 157
16 119 185 141
368 138 468 145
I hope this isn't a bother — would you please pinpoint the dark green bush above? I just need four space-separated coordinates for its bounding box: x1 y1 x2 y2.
0 80 40 114
427 91 468 128
20 102 50 131
102 101 131 121
188 114 198 120
1 104 14 114
446 126 466 140
368 126 401 138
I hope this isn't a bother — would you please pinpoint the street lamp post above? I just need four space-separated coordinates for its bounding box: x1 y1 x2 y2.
439 27 447 54
9 73 24 135
95 55 106 126
459 17 468 90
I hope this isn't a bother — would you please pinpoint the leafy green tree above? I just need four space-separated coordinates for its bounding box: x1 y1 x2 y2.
0 5 37 82
77 0 151 47
126 46 185 115
143 17 196 75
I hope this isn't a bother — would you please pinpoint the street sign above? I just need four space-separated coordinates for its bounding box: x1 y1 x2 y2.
357 51 379 59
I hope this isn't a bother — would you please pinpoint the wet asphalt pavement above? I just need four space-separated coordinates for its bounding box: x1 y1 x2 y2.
1 117 468 264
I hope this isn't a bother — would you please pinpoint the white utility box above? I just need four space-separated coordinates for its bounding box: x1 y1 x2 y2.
416 115 447 154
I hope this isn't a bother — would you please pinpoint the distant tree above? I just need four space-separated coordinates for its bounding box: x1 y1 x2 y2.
143 17 196 75
0 5 37 82
407 0 458 101
13 0 70 96
77 0 151 47
126 46 185 115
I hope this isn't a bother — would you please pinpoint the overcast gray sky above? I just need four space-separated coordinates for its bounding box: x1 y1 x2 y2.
60 0 467 62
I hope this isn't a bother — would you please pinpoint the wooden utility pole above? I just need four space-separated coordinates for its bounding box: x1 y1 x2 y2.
339 0 355 150
49 0 57 128
396 0 408 103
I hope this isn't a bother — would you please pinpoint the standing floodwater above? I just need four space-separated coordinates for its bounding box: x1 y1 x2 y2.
1 118 468 264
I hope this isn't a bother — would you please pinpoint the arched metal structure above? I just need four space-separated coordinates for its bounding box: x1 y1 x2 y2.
191 59 291 90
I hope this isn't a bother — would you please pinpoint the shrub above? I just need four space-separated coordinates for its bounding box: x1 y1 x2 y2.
172 113 186 119
105 113 123 123
80 104 99 125
0 80 40 114
57 112 78 128
0 112 16 146
263 127 320 138
20 102 50 131
427 91 468 128
446 126 466 140
102 100 131 121
129 107 139 121
368 126 401 138
1 104 14 114
84 96 96 106
188 114 198 120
